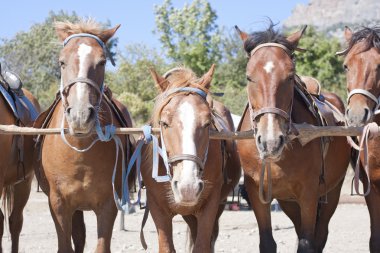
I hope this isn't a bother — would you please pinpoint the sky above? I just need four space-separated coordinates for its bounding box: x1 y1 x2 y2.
0 0 309 52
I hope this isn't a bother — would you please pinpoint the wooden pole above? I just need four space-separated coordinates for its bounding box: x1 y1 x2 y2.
0 124 367 145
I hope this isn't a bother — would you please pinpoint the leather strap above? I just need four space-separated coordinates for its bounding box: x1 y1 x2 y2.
249 43 292 57
347 88 380 114
251 107 290 122
168 154 205 171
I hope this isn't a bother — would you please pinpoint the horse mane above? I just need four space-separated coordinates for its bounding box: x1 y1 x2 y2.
344 26 380 56
151 67 208 127
243 20 295 54
54 18 106 37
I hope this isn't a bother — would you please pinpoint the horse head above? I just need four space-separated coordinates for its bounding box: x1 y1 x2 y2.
236 24 307 161
150 65 215 205
337 26 380 127
55 20 120 135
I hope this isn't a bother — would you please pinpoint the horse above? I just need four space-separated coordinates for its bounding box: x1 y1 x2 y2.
235 23 350 252
338 26 380 252
33 20 135 253
142 65 241 253
0 66 40 252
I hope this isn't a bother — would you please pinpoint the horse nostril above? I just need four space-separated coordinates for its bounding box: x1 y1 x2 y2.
279 135 285 146
173 180 178 189
257 135 262 144
66 106 72 115
197 182 204 195
363 108 370 121
346 108 350 115
88 107 96 119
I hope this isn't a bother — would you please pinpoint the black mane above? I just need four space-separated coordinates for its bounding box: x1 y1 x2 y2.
243 21 295 54
345 26 380 55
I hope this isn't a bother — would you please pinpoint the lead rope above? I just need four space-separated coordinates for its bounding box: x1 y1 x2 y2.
258 160 272 204
352 122 379 196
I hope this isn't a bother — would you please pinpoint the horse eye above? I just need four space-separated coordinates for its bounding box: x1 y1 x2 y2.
344 65 349 72
246 76 253 82
99 60 106 66
159 121 169 129
59 60 65 68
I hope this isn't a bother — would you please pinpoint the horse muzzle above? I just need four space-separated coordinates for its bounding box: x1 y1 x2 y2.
65 104 96 135
346 105 372 127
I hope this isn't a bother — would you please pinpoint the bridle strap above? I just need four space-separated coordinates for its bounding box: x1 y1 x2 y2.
251 107 290 122
168 154 205 171
249 42 292 57
63 77 103 96
347 88 380 110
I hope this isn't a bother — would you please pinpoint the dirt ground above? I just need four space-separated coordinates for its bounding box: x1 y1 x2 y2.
2 173 371 253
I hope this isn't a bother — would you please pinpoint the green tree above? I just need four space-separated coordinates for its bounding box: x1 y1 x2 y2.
106 44 171 125
295 26 346 98
0 11 117 109
154 0 222 76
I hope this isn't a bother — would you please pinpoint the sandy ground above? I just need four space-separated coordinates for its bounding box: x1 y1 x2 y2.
2 174 371 253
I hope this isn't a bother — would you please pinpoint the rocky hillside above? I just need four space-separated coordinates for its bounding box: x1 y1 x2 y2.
283 0 380 37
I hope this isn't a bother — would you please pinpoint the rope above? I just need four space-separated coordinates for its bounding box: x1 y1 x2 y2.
352 122 379 196
258 160 272 204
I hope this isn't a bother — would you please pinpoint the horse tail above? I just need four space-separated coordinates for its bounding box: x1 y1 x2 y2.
185 226 194 253
1 185 14 229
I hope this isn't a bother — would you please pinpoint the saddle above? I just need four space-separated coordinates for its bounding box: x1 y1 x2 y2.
0 67 39 126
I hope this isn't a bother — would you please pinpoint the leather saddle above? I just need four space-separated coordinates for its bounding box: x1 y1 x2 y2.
0 63 39 126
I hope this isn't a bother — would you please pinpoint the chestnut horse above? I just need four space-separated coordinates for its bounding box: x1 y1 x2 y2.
339 26 380 252
0 68 40 253
235 24 350 252
34 20 134 253
142 65 241 252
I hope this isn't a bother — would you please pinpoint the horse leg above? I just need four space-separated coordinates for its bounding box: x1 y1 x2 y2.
94 199 117 253
277 200 301 237
364 180 380 253
9 177 32 253
193 189 221 253
314 178 344 252
72 210 86 253
0 208 3 253
48 193 74 253
183 215 197 252
245 175 276 253
297 192 319 253
148 195 175 253
210 204 225 252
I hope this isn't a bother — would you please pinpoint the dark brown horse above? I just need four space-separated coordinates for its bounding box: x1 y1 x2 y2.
0 67 40 252
142 65 241 252
339 26 380 252
235 24 350 252
34 20 134 253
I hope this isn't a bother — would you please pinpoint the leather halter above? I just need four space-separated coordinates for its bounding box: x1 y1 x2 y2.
247 43 294 135
60 33 106 108
158 87 209 173
347 88 380 115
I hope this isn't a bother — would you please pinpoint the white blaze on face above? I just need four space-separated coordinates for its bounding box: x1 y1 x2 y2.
77 43 93 100
178 102 198 181
263 61 275 74
266 114 275 140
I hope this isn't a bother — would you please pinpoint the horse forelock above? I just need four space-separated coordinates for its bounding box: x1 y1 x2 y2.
243 21 295 55
345 27 380 56
54 18 105 38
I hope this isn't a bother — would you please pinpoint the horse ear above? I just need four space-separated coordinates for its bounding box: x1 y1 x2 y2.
199 64 215 89
344 26 353 43
286 25 307 49
98 24 121 43
150 68 168 91
235 25 249 42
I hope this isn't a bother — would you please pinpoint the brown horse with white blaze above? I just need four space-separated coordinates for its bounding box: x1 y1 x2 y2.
339 26 380 252
235 23 350 252
0 69 40 252
143 65 241 253
34 20 134 253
